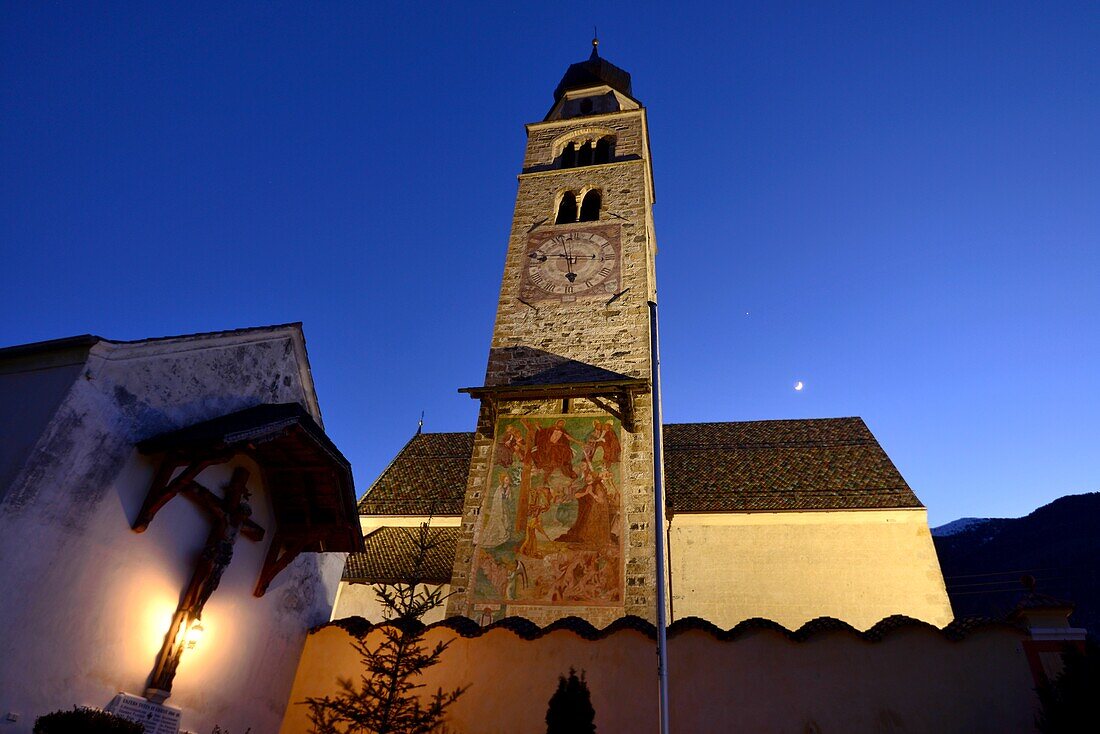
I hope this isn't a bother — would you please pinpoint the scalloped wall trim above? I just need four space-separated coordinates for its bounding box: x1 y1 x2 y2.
319 613 1025 643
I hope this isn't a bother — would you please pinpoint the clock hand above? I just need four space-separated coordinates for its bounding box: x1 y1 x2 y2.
558 238 578 281
606 287 630 305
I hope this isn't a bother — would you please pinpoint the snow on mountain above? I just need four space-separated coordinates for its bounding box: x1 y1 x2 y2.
931 517 992 537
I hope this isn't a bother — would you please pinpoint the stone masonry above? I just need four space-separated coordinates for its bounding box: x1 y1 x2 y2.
446 93 661 624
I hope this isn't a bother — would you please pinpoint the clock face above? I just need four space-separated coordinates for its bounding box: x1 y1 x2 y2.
520 224 621 303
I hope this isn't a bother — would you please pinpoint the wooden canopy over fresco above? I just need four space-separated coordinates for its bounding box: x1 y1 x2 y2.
135 402 364 596
460 377 649 433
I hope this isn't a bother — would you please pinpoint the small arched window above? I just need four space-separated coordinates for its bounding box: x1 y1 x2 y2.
556 132 616 169
560 142 576 169
577 141 593 167
578 190 601 222
556 192 578 224
594 137 611 164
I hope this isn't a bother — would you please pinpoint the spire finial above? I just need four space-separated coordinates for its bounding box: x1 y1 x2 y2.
417 410 424 434
591 28 599 59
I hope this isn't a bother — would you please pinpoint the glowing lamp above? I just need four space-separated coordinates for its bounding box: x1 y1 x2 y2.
185 620 204 650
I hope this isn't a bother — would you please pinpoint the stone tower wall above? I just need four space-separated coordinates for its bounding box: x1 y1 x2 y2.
522 110 647 169
446 100 660 625
486 110 654 386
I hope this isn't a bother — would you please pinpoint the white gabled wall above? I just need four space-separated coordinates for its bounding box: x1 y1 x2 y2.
0 328 345 734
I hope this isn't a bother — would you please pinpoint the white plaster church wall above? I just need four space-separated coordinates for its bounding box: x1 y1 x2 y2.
331 583 452 625
0 329 345 734
668 509 954 630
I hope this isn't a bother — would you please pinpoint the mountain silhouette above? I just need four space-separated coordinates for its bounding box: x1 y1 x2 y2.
933 492 1100 636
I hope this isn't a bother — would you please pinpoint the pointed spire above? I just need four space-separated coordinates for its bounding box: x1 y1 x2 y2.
552 33 633 104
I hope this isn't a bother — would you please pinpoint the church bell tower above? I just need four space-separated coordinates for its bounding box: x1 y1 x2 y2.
446 41 661 626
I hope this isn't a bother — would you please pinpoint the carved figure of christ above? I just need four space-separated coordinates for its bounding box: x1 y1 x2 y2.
142 466 265 701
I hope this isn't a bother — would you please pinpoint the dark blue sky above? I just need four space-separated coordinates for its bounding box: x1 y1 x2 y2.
3 2 1097 524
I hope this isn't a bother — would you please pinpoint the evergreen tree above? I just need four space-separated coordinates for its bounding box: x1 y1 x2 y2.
545 668 596 734
304 522 467 734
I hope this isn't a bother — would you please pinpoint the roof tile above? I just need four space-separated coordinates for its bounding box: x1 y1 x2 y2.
663 418 922 512
343 526 458 585
357 418 922 516
357 432 472 516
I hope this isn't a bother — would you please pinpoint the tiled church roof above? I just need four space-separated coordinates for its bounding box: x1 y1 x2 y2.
343 526 459 585
662 418 922 512
356 432 473 516
346 418 920 584
356 417 921 516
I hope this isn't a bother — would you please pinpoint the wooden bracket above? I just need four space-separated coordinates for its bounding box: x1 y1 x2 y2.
589 396 620 421
133 454 230 532
483 398 499 437
620 390 637 432
461 378 646 433
589 391 637 432
254 530 318 597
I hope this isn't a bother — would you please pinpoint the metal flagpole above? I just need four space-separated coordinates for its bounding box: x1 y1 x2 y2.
648 300 671 734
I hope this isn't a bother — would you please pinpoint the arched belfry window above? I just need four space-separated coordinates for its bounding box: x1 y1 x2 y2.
577 141 593 167
579 190 601 222
594 137 611 164
556 192 578 224
561 142 576 169
556 131 616 169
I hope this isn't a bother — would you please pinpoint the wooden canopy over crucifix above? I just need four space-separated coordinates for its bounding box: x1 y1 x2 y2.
133 402 363 699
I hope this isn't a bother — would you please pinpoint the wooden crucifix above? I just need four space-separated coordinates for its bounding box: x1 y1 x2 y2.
139 465 265 702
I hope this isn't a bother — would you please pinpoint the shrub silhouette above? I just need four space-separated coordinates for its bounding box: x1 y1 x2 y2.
546 667 596 734
34 707 143 734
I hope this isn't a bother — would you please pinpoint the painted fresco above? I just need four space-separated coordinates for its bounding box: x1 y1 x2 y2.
470 414 623 618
